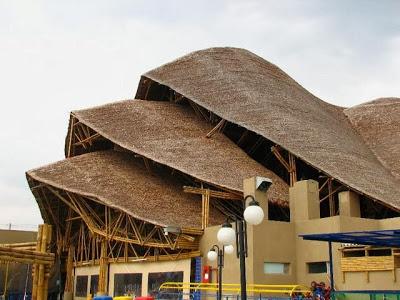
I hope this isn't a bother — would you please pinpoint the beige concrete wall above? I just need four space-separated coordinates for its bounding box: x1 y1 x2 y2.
252 220 296 285
199 180 400 292
293 217 341 288
74 265 100 300
199 224 250 284
109 259 191 297
73 259 191 299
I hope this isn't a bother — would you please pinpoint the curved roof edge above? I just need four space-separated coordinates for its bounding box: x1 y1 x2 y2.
139 47 400 211
69 99 289 202
27 150 225 229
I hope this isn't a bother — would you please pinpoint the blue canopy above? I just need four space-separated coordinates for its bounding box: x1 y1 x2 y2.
300 229 400 247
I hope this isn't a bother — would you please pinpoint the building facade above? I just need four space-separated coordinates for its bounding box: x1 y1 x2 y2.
26 48 400 298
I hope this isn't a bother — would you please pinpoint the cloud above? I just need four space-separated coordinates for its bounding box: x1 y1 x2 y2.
0 0 399 226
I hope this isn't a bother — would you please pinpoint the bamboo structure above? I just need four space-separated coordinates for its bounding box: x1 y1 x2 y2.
97 240 108 295
0 224 54 300
64 245 74 294
32 224 52 300
23 47 400 298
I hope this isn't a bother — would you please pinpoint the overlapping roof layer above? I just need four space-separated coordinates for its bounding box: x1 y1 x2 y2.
344 97 400 180
140 47 400 210
27 150 225 228
71 100 288 202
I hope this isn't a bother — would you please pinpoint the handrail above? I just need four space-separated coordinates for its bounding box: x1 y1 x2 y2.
159 282 311 296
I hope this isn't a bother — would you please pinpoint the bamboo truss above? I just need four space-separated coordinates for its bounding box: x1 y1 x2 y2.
137 79 400 219
66 115 104 158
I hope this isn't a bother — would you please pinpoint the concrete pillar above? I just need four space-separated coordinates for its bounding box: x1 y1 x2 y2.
289 180 320 221
243 176 269 221
339 191 360 217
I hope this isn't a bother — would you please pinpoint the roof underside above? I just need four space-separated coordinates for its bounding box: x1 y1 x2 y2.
27 150 225 228
139 47 400 211
71 99 289 202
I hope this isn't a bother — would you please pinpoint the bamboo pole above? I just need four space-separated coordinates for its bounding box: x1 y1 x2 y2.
32 225 43 300
3 261 9 299
98 239 108 295
36 224 52 300
64 245 74 293
37 225 48 300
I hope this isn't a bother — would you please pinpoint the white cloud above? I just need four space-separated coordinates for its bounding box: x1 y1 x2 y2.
0 0 399 226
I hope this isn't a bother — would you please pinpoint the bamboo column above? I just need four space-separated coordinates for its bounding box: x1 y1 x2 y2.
3 262 9 299
97 239 108 295
32 225 43 300
32 224 52 300
64 245 74 293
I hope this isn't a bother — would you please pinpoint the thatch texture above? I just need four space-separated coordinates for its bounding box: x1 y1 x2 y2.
27 150 224 229
71 100 288 202
344 98 400 180
139 47 400 210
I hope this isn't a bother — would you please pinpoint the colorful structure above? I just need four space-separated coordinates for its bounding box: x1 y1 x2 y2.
26 48 400 298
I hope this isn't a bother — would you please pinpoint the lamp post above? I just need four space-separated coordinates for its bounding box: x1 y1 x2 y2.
207 245 234 300
216 193 268 300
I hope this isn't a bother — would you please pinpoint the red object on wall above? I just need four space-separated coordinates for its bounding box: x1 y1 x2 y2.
202 265 212 283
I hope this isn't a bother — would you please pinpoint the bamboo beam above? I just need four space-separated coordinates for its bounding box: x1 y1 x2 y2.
201 190 210 229
288 153 297 186
183 186 242 200
0 242 37 248
328 178 335 216
248 136 263 155
67 116 76 158
73 133 100 146
206 119 226 138
74 250 201 266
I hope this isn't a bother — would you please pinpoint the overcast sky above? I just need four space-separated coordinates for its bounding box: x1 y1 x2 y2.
0 0 399 229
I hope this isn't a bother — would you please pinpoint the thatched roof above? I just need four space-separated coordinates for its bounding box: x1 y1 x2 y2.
139 47 400 210
344 98 400 180
71 100 289 202
27 150 225 229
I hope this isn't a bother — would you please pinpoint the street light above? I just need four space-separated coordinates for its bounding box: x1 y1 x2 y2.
207 244 233 300
216 192 269 300
243 196 264 225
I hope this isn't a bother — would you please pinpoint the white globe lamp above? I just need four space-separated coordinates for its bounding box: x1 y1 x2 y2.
224 245 234 255
244 198 264 225
207 249 218 261
217 222 236 245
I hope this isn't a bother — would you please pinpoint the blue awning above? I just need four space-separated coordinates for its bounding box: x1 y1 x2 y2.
300 229 400 247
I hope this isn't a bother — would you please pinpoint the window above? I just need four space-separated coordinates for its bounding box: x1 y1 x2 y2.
90 275 99 296
307 262 328 274
263 262 290 274
114 273 142 297
75 275 88 297
148 272 184 298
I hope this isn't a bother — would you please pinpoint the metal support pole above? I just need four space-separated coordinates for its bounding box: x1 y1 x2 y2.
328 241 335 292
217 248 224 300
238 220 247 300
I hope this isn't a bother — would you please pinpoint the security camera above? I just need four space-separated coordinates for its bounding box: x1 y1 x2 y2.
163 226 181 236
255 177 272 191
